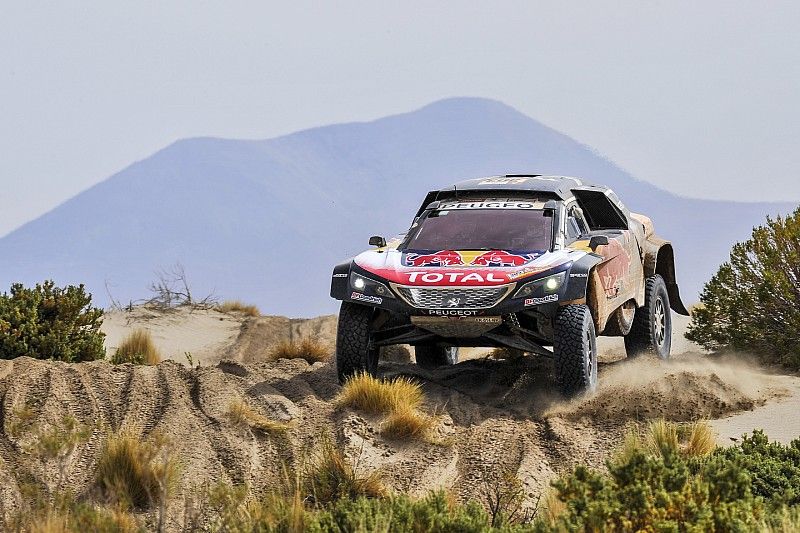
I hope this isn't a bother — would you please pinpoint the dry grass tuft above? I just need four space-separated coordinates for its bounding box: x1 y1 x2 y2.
217 300 260 317
226 398 289 433
337 373 424 415
111 329 161 365
646 419 680 457
94 431 177 509
304 438 386 504
380 407 435 440
681 420 717 457
268 338 331 364
615 419 717 463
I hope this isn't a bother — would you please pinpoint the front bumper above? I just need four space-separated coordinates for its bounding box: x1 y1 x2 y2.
332 264 565 318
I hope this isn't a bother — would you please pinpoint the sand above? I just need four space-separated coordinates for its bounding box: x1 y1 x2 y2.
0 307 797 528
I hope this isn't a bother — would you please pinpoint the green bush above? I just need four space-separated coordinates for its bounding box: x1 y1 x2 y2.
686 206 800 367
0 281 105 362
543 450 763 532
713 430 800 507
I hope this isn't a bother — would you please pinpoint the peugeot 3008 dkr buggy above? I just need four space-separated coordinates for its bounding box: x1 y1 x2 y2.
330 175 689 395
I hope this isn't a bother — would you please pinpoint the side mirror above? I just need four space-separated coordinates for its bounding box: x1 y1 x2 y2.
589 235 609 251
369 235 386 248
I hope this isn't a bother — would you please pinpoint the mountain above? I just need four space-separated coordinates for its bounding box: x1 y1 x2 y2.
0 98 792 316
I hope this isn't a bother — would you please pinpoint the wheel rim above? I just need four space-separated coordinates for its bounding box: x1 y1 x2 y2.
654 298 666 347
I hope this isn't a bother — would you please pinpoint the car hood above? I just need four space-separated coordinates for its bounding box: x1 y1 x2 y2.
354 247 586 287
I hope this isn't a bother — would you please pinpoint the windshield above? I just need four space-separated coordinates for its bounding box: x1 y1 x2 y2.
405 207 553 251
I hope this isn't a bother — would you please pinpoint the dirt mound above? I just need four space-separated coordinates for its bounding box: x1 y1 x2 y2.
224 314 337 363
555 355 788 422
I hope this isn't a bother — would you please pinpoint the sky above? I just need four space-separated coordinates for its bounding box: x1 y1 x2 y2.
2 1 799 237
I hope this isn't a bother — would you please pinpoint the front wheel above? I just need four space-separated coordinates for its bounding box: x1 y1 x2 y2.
553 304 598 396
335 302 379 383
624 275 672 359
414 345 459 369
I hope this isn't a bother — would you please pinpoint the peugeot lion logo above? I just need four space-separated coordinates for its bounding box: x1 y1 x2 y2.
446 297 461 307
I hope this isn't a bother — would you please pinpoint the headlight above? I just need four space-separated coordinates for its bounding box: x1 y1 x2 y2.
513 271 566 299
350 272 395 299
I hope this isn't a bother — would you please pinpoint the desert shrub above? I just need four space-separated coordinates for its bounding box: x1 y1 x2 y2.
217 300 260 317
686 206 800 367
304 438 386 505
111 329 161 365
199 488 496 533
11 501 141 533
713 430 800 507
94 431 176 509
0 281 105 362
226 398 289 433
544 449 764 532
268 338 331 364
337 373 423 415
312 491 492 532
380 407 435 440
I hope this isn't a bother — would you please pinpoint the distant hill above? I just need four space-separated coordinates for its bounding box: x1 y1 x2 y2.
0 98 792 316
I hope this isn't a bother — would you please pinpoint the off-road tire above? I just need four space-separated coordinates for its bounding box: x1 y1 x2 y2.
414 345 459 369
553 304 598 396
336 302 379 383
624 274 672 359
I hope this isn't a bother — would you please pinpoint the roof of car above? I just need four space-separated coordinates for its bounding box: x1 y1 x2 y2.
444 175 604 200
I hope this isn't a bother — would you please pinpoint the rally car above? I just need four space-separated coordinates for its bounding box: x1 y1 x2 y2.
330 175 689 395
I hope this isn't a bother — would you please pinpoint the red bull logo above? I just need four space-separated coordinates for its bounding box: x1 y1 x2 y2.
405 249 538 267
471 250 536 267
404 250 465 267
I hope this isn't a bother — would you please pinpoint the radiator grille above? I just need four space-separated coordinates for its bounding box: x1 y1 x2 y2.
394 285 511 309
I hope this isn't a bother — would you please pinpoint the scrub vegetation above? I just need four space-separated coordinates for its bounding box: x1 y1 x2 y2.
687 206 800 368
0 280 105 362
268 338 331 363
5 413 800 531
111 329 161 365
216 300 260 317
226 398 290 433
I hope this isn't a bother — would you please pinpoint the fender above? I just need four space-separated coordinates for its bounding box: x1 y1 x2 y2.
641 238 690 316
560 253 603 303
330 261 352 300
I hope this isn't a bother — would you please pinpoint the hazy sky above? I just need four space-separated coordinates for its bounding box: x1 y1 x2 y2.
2 1 799 236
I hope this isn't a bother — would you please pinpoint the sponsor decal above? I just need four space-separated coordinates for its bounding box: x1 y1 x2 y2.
478 177 531 185
404 249 538 268
426 309 479 316
438 201 542 210
332 273 348 278
351 292 382 305
524 294 559 306
405 250 465 267
405 271 505 284
569 272 588 278
471 250 538 267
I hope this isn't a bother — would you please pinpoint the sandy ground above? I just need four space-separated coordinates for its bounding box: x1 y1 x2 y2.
0 307 796 529
102 307 337 366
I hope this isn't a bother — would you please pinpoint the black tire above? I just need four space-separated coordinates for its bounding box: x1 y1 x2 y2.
336 302 379 383
553 304 598 396
624 274 672 359
414 345 459 369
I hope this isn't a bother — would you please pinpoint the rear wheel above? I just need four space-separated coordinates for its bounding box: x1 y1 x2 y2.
336 302 379 383
624 275 672 359
553 304 598 396
414 345 459 369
